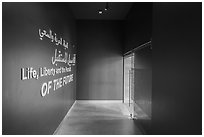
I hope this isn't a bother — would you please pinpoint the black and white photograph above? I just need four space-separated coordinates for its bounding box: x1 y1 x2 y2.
2 1 202 135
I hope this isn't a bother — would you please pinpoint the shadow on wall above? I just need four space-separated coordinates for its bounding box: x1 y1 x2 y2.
76 20 124 100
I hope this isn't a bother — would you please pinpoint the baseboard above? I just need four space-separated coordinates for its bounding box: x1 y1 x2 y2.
53 100 76 135
76 100 123 103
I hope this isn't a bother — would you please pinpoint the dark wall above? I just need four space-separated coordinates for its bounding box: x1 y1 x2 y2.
151 3 202 134
124 3 152 53
76 20 123 100
3 3 77 134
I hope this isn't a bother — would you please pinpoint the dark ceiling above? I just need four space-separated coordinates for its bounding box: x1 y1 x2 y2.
69 2 133 20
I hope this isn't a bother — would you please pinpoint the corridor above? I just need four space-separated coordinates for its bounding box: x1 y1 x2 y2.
2 2 202 135
55 100 143 135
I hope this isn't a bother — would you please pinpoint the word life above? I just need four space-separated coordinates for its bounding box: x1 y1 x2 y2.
21 66 72 80
21 67 39 80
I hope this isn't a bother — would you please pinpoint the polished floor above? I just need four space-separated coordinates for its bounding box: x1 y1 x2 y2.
54 100 143 135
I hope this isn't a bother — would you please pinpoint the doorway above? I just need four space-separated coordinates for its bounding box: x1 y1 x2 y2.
123 53 135 118
123 41 152 120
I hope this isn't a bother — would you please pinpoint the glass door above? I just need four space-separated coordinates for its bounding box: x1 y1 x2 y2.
124 53 135 118
123 41 152 120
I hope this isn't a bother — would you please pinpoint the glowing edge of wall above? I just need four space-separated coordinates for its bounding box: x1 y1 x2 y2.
53 100 77 135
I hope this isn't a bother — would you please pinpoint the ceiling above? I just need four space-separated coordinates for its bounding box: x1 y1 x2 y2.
69 2 133 20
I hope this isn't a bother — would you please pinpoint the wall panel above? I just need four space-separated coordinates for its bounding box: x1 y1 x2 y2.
2 3 77 134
